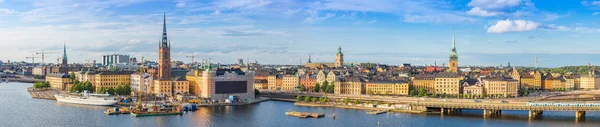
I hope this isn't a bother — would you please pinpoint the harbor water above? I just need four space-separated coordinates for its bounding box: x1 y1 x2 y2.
2 82 600 127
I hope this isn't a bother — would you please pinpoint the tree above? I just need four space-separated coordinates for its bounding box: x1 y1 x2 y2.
313 83 321 92
321 80 329 92
107 87 116 95
409 89 416 96
417 88 427 97
344 97 350 105
299 84 306 92
304 96 311 102
311 97 317 102
255 89 260 98
123 85 131 95
296 96 303 101
325 84 334 93
98 87 106 94
69 72 76 80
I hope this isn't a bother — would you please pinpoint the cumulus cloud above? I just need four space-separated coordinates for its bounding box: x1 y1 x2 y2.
582 0 600 6
176 2 186 8
487 19 539 33
466 7 501 17
594 12 600 15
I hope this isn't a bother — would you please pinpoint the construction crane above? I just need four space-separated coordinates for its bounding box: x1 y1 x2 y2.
25 54 40 63
35 50 59 64
84 60 93 67
56 57 62 65
186 54 197 64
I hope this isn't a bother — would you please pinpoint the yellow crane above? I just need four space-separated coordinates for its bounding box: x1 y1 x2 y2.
25 54 40 63
56 57 62 65
35 50 59 64
135 57 145 110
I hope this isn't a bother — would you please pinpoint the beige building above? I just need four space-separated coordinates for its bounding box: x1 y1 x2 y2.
482 76 519 97
281 74 299 91
267 75 278 90
434 72 460 94
463 82 483 95
186 68 255 101
412 74 436 93
365 80 409 95
334 77 364 95
580 73 600 90
46 73 73 91
93 71 133 92
153 79 189 97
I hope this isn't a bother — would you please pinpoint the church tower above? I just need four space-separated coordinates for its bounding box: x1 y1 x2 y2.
62 43 68 67
158 13 171 79
449 30 458 73
335 46 344 67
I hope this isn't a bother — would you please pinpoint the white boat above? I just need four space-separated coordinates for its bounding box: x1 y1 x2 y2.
54 91 118 106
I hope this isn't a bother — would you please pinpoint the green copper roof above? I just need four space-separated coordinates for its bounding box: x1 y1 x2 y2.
449 31 458 59
62 43 67 61
337 46 343 56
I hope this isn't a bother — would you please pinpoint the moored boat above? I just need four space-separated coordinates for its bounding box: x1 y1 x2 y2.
54 91 117 106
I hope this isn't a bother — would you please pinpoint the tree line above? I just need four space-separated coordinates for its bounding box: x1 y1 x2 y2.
33 81 50 88
297 80 334 93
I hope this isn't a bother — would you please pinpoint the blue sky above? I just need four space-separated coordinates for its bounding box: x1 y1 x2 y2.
1 0 600 67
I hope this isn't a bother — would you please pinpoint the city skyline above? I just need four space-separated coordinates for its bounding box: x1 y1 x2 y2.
1 0 600 67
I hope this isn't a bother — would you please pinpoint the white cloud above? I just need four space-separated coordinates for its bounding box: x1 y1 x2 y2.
284 9 301 17
487 19 539 33
594 12 600 15
176 2 186 8
0 0 4 3
466 7 501 17
303 11 336 23
0 8 17 15
212 10 221 15
467 0 522 9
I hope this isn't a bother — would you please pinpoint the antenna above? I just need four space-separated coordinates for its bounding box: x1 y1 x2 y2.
535 57 538 69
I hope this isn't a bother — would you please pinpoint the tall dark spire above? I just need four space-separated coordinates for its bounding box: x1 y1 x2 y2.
161 13 168 48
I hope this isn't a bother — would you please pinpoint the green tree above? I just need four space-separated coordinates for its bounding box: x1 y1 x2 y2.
69 72 76 80
107 87 116 95
409 89 416 96
98 87 106 94
325 84 334 93
311 97 317 102
296 96 303 101
299 84 306 92
255 89 260 98
304 96 311 102
344 97 350 105
124 85 131 95
417 88 427 97
313 83 321 92
321 81 329 92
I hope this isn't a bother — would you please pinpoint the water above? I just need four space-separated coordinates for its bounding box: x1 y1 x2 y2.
2 82 600 127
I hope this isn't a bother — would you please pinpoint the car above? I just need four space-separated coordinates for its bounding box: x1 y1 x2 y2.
501 100 508 103
474 100 481 103
420 98 426 101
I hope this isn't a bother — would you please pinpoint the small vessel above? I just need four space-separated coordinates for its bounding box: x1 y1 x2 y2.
54 91 118 106
285 110 324 119
104 107 131 115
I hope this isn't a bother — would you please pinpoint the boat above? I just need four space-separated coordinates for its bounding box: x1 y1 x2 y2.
104 107 131 115
54 91 118 106
130 110 183 117
285 110 324 118
129 57 183 117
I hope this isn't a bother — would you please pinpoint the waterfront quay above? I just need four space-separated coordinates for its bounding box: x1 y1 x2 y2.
263 90 600 120
27 87 59 100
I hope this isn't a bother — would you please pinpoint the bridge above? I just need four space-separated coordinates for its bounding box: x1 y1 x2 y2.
411 101 600 119
0 74 45 83
260 90 600 119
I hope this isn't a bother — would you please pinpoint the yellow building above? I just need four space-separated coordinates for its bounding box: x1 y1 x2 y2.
580 74 600 90
94 71 133 92
366 80 409 95
520 74 535 89
281 74 299 91
334 77 364 95
46 73 73 91
482 77 519 97
412 74 436 93
544 76 565 91
434 72 460 94
267 75 278 90
153 79 189 97
531 71 543 90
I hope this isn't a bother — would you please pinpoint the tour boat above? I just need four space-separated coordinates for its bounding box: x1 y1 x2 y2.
54 91 118 106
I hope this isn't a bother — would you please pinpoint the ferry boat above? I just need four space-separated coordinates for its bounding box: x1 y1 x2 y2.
54 91 118 106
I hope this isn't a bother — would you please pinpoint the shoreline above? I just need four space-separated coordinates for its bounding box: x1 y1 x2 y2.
292 102 426 114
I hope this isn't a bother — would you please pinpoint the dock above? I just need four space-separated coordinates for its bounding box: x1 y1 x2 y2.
27 87 58 100
285 110 325 119
366 110 389 115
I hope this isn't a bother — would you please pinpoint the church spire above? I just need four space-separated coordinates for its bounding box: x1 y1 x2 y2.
337 46 343 56
161 13 168 48
308 55 312 63
452 28 456 51
62 42 67 61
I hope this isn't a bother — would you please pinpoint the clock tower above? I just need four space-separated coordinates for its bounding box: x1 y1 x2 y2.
449 31 458 73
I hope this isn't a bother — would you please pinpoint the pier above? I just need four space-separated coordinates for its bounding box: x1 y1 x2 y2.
27 87 58 100
285 110 325 118
366 110 389 115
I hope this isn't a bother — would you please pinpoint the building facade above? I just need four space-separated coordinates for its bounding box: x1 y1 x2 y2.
187 68 255 101
281 74 299 91
434 72 460 94
102 54 130 66
46 73 73 91
412 74 436 93
334 77 364 95
482 77 519 97
365 80 409 95
94 71 133 91
335 46 344 67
